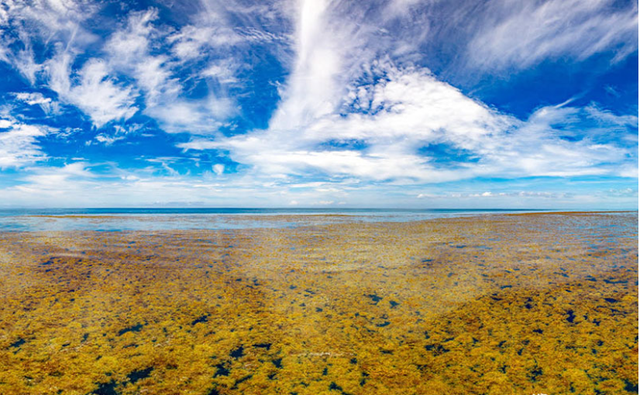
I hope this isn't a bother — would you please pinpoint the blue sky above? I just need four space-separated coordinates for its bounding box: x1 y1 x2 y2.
0 0 637 208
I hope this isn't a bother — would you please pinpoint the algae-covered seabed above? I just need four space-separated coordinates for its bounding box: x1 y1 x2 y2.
0 212 637 395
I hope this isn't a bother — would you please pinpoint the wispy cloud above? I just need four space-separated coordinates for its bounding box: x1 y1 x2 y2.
183 59 635 183
0 0 98 83
467 0 638 70
104 7 238 134
56 59 139 128
14 92 57 114
0 118 47 169
0 0 635 208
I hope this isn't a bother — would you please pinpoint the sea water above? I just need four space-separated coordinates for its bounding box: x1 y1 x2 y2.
0 208 555 231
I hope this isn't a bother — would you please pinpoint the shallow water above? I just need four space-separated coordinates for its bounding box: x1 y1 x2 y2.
0 208 553 231
0 212 636 394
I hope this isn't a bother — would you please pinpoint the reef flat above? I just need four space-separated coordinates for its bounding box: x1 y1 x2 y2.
0 212 636 394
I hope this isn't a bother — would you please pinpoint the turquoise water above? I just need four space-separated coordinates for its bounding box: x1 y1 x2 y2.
0 208 556 231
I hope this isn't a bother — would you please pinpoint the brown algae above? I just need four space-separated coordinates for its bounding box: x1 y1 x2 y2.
0 212 636 394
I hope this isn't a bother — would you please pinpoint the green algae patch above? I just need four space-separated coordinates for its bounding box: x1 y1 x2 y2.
0 212 636 394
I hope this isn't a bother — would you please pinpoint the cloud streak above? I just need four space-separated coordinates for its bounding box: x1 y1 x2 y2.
467 0 638 70
0 118 47 169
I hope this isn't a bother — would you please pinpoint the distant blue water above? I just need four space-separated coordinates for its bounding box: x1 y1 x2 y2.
0 208 558 231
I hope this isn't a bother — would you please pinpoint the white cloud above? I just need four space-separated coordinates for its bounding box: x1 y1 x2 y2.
23 162 94 188
0 0 98 84
585 104 638 127
62 59 139 128
468 0 638 70
0 119 48 169
183 59 635 184
268 0 373 131
103 8 236 134
14 92 57 114
201 60 240 84
213 164 225 175
168 24 242 60
93 134 124 146
14 92 51 106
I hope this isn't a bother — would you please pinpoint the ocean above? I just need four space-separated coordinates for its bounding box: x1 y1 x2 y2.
0 208 555 231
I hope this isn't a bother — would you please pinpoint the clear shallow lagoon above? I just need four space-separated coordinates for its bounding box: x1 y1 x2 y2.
0 208 556 231
0 212 636 394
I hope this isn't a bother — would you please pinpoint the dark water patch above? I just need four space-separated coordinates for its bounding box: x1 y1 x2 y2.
365 294 382 304
214 363 230 377
533 329 544 334
500 285 512 289
425 344 449 355
192 315 210 325
93 380 118 395
253 343 272 350
316 307 323 312
566 310 576 323
118 323 144 336
273 358 283 369
127 367 153 384
603 278 627 284
350 358 357 364
329 382 351 394
9 338 25 349
624 379 638 392
41 258 57 266
604 298 619 303
376 321 390 327
529 367 543 382
389 300 399 308
230 345 244 359
207 387 220 395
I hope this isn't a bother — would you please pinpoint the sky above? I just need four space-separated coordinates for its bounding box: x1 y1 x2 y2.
0 0 637 209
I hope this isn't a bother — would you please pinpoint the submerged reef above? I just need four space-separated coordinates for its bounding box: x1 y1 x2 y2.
0 212 636 394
